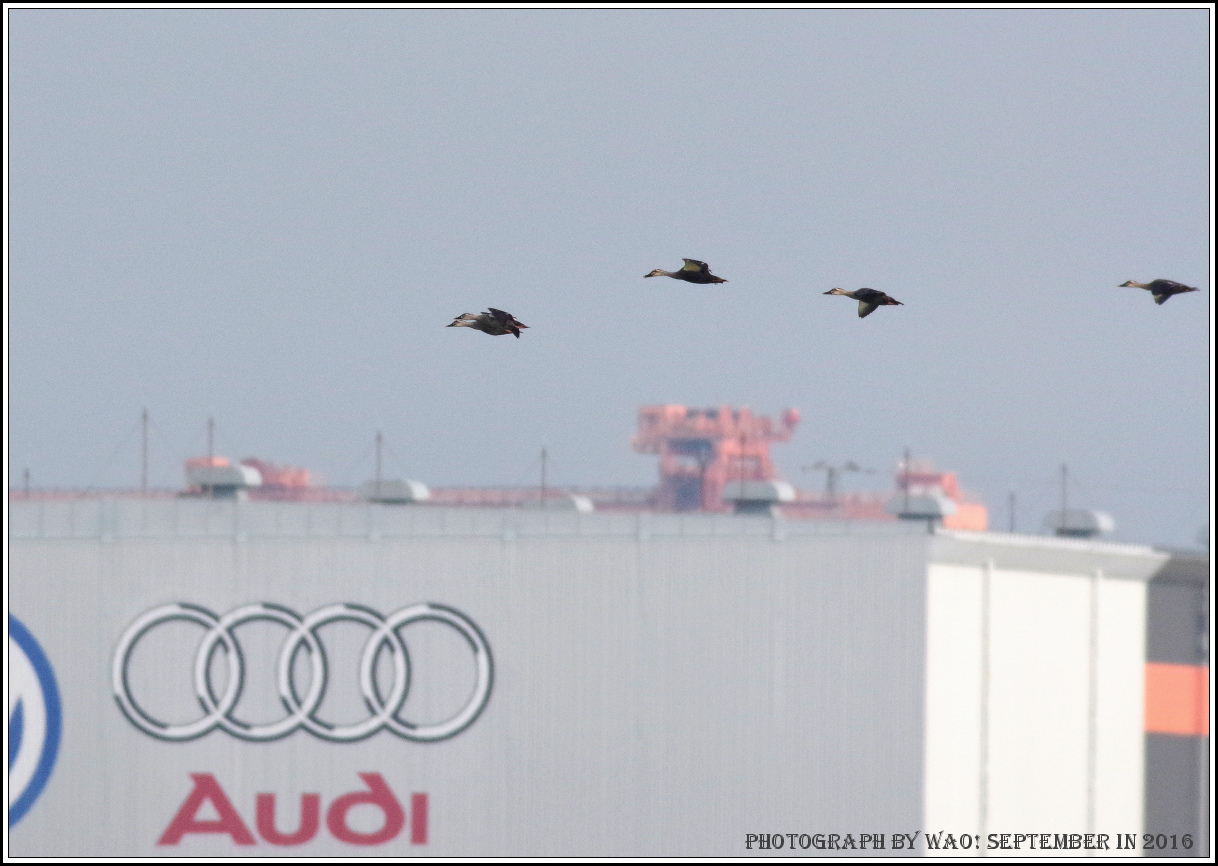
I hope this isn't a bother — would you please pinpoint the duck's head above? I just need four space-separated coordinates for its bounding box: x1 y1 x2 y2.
644 269 666 278
824 288 849 296
1119 280 1143 288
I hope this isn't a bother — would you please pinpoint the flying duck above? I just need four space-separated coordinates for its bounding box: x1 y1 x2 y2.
645 259 728 284
447 308 529 338
824 287 904 318
1120 279 1200 305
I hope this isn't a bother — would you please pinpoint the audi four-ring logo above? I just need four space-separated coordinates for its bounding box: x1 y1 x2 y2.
112 602 493 743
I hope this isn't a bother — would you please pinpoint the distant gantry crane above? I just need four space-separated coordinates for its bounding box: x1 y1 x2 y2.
632 405 800 512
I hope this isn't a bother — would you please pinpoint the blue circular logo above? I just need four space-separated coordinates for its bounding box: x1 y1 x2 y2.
8 614 62 828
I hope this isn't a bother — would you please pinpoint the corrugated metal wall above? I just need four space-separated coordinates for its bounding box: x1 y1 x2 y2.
9 501 931 857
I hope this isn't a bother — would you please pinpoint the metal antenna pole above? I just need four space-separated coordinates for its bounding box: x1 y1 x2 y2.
24 467 30 496
739 432 747 499
207 417 215 463
375 431 383 499
903 447 911 513
1061 463 1068 533
141 408 149 494
698 449 711 512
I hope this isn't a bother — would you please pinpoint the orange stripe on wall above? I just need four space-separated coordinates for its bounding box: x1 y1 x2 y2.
1145 662 1209 736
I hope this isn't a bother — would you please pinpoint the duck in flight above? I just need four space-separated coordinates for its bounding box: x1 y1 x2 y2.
824 287 904 318
1120 279 1200 305
645 259 728 284
447 308 529 338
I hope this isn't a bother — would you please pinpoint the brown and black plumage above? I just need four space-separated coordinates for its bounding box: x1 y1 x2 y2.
823 287 904 318
447 308 529 338
644 259 728 284
1120 279 1200 306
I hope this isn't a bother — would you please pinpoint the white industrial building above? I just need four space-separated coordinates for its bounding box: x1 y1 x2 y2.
7 498 1185 856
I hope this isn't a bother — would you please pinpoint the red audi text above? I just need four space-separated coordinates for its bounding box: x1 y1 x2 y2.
159 772 427 846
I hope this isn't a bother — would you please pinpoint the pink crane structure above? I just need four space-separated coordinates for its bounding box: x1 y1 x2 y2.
632 404 800 513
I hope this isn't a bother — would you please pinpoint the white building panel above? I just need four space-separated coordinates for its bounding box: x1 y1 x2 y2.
923 531 1161 858
1094 576 1148 836
987 568 1093 833
923 563 984 847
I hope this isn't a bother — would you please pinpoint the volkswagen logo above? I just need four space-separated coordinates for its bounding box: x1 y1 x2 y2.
9 614 63 827
112 602 493 743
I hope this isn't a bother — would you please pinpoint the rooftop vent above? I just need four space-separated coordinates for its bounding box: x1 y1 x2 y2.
723 480 796 516
359 479 430 504
1044 509 1115 539
185 464 262 499
886 493 958 521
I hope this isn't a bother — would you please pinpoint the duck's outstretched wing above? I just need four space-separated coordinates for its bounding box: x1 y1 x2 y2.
858 301 879 318
682 259 711 275
488 308 527 335
1153 293 1171 305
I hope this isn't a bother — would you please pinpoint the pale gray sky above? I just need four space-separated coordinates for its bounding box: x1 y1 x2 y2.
7 7 1211 547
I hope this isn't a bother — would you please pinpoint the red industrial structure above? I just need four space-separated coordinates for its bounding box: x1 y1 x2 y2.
239 458 318 493
239 457 344 502
630 404 987 527
184 455 229 472
632 405 801 512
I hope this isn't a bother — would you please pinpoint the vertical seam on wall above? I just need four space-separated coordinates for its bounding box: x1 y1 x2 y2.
979 558 992 854
1086 568 1102 847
